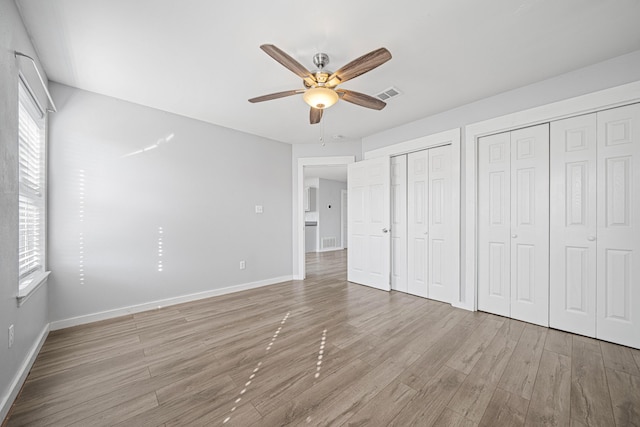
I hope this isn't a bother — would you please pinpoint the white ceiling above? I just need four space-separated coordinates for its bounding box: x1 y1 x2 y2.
16 0 640 145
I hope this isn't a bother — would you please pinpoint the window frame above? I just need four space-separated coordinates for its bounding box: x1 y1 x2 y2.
17 74 49 303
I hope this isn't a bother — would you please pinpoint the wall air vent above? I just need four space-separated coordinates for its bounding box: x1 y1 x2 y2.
376 86 402 101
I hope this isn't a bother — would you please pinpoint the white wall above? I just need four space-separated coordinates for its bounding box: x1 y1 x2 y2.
0 0 50 420
317 179 347 250
362 49 640 307
363 50 640 151
292 142 362 277
47 83 293 326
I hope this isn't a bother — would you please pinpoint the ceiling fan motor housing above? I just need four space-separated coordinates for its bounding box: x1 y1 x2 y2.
313 52 329 69
303 52 332 88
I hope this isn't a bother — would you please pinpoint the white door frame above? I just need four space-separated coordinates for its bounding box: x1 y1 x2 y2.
464 80 640 311
296 156 355 280
365 128 461 307
340 189 347 249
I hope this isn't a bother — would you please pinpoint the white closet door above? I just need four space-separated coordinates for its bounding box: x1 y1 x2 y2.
391 155 408 292
407 150 429 297
510 124 549 326
550 114 597 337
347 157 391 291
478 132 511 317
427 145 452 303
478 124 549 324
596 103 640 348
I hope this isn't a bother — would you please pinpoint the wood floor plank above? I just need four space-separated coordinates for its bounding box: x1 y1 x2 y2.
478 388 529 427
544 329 573 357
297 350 419 426
250 343 368 416
600 341 640 376
4 250 639 427
524 350 571 426
571 343 615 426
498 324 547 400
68 391 158 427
633 348 640 371
389 366 467 427
447 321 519 423
446 317 504 374
479 388 529 427
573 335 602 355
397 310 479 391
248 357 372 425
340 379 417 426
605 367 640 426
433 408 478 427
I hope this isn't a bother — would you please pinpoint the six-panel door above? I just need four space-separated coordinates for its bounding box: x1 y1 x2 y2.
347 157 391 291
427 145 452 303
478 124 549 326
550 114 598 337
596 103 640 349
391 155 408 292
407 150 430 297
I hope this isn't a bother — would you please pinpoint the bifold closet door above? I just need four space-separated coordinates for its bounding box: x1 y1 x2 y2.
407 150 429 297
478 131 511 317
391 155 408 292
406 146 452 301
478 124 549 326
426 145 452 302
596 103 640 349
550 114 597 337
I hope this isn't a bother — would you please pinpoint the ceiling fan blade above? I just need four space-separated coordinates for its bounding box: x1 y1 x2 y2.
327 47 392 86
337 89 386 110
248 89 303 103
310 107 323 125
261 44 316 87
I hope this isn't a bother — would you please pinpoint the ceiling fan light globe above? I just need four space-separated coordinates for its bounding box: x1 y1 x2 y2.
303 87 339 110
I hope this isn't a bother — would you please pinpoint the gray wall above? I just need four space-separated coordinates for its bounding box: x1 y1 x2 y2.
0 0 50 420
317 178 347 249
47 83 292 324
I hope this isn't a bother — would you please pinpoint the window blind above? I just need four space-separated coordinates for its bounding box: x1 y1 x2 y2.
18 79 46 283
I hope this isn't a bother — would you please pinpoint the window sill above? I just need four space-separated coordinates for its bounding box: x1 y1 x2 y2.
17 271 50 307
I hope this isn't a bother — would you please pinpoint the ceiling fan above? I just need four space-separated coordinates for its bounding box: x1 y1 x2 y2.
249 44 392 125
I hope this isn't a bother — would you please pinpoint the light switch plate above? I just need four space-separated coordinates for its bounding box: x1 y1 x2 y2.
255 205 263 214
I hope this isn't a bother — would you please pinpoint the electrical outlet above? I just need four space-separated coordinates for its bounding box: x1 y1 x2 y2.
239 260 246 270
8 324 14 349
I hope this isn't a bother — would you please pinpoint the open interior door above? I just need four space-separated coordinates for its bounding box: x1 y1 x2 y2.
348 156 391 291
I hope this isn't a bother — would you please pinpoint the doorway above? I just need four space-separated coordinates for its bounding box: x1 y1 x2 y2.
296 156 355 280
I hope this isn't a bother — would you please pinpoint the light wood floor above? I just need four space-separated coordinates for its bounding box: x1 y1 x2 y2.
4 250 640 426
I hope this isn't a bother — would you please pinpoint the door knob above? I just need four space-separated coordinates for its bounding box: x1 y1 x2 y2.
511 234 517 238
587 236 596 241
424 231 429 235
382 228 389 233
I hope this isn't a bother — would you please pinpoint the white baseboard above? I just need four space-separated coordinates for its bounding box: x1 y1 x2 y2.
318 247 345 253
1 324 49 423
49 275 293 331
451 301 474 311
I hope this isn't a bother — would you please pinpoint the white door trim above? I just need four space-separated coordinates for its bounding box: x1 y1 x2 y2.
340 189 347 249
296 156 355 280
364 128 462 308
465 80 640 311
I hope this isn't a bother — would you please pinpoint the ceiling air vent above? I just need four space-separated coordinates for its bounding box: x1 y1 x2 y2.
376 86 402 101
